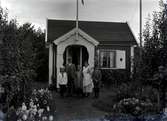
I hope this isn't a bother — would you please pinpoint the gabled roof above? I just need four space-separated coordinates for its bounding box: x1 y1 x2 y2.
53 28 99 46
46 19 137 45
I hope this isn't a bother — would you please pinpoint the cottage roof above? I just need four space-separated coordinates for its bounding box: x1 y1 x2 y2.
47 19 137 45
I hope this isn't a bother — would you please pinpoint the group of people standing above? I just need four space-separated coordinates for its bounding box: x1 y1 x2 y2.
58 58 102 98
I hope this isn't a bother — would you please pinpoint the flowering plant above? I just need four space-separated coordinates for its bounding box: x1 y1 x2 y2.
15 88 55 121
113 97 153 116
31 88 52 110
16 102 54 121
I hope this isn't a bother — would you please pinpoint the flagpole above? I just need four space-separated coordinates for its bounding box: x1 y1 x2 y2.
76 0 79 29
140 0 142 48
139 0 142 60
76 0 79 40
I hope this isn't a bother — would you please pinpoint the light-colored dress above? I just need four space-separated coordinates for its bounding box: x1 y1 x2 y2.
82 66 94 93
58 72 68 88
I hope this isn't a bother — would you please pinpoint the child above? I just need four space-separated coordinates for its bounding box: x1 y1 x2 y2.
58 66 68 97
92 66 102 98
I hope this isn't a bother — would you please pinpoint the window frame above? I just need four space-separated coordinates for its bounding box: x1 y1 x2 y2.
99 49 116 69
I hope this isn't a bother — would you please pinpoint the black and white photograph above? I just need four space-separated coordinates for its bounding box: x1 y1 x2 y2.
0 0 167 121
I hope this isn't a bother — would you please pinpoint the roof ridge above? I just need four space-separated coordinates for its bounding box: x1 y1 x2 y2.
48 18 126 24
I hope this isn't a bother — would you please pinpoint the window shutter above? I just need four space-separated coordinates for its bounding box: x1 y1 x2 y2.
116 50 126 69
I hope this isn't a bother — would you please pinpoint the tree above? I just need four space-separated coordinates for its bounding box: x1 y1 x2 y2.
0 6 48 110
158 1 167 65
139 0 167 111
0 7 8 74
142 1 167 78
32 28 48 82
16 23 36 82
0 10 36 108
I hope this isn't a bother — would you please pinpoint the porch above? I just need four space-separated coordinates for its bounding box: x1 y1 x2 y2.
48 28 99 86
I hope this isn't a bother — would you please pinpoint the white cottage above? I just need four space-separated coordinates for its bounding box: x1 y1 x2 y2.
46 19 137 86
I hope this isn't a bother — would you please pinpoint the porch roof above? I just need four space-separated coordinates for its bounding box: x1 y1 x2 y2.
46 19 137 46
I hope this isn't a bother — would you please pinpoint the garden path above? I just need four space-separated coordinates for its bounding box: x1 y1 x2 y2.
52 91 107 121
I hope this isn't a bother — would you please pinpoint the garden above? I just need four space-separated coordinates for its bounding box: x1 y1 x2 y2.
0 75 56 121
93 1 167 118
0 0 167 121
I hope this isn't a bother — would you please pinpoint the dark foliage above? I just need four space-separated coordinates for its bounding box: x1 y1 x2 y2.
136 1 167 81
101 69 130 87
0 7 47 111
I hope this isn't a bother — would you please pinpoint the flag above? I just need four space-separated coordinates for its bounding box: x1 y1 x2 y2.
81 0 84 5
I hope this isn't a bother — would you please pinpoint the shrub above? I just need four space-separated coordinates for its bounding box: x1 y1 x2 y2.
0 75 32 110
31 89 52 110
115 82 158 102
101 69 130 87
7 88 55 121
113 97 154 116
93 82 159 115
114 83 159 115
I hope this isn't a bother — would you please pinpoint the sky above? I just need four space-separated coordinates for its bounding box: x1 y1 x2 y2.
1 0 161 42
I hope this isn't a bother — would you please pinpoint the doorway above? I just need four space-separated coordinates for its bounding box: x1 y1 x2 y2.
63 45 89 67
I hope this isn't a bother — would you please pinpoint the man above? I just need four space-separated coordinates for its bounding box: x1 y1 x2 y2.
92 66 102 98
66 58 76 96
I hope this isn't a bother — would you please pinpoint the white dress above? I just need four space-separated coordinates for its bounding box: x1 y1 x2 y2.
58 72 68 88
82 66 94 93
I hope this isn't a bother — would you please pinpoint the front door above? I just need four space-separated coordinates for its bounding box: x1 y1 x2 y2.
63 45 88 68
69 46 80 67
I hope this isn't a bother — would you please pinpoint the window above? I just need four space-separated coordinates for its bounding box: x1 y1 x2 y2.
100 50 115 68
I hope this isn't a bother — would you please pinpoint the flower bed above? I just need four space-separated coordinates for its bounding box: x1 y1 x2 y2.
93 83 159 115
113 97 153 116
7 88 56 121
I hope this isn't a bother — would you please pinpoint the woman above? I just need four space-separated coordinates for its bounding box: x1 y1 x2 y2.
82 61 94 97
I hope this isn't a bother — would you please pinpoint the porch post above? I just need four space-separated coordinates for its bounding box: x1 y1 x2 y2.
49 44 53 85
57 45 66 88
66 47 69 65
53 44 57 83
130 46 135 77
80 47 82 67
87 46 95 68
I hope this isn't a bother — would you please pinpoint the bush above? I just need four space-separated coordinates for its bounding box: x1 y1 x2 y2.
113 97 154 116
7 88 55 121
115 82 158 102
101 69 130 87
0 75 32 109
114 83 159 115
31 89 52 109
93 82 159 115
